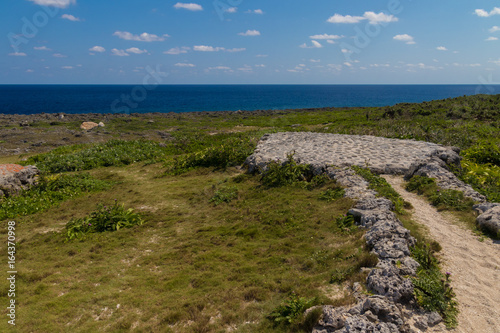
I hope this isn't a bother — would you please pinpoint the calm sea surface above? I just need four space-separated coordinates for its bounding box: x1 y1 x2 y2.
0 84 495 115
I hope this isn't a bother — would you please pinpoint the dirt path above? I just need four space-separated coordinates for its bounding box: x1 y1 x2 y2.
383 175 500 333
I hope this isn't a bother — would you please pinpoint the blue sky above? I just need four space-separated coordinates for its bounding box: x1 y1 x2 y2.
1 0 499 84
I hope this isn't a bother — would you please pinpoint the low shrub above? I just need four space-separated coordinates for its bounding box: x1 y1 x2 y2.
410 243 458 328
429 189 475 211
335 214 357 235
259 153 312 188
405 175 437 195
268 293 316 326
318 187 345 202
66 202 143 240
0 173 109 220
462 140 500 166
209 186 238 206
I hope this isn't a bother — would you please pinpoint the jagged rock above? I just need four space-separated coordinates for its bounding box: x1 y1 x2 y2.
367 265 414 302
426 311 442 327
80 121 99 130
473 202 500 214
476 206 500 235
0 164 39 197
98 121 105 127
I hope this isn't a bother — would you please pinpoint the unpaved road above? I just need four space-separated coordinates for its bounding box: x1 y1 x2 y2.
384 175 500 333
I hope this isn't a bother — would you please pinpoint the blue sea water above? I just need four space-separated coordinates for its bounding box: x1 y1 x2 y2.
0 84 497 115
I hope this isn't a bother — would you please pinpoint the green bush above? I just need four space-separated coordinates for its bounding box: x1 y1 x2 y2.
456 160 500 203
429 189 475 211
260 153 312 188
335 214 357 234
462 140 500 166
268 294 316 326
318 187 345 201
66 202 143 240
405 175 437 195
26 140 172 173
411 243 458 328
166 137 256 174
0 174 109 220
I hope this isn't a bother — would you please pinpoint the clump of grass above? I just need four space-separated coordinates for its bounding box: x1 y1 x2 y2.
0 173 109 220
268 293 317 327
405 175 437 195
410 243 458 328
209 186 238 206
166 137 256 174
352 166 409 213
429 189 475 211
318 187 345 202
335 214 357 235
66 201 143 240
26 140 172 173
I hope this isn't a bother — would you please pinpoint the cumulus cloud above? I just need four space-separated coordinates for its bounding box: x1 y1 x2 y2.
238 30 260 36
226 48 246 52
164 47 190 55
111 48 129 56
225 7 237 13
53 53 67 57
113 31 168 42
393 34 416 44
61 14 81 21
89 46 105 53
208 66 231 70
34 46 51 51
489 26 500 33
309 34 343 40
61 66 73 69
436 46 448 51
173 3 203 11
328 11 398 25
126 47 147 54
9 52 27 56
28 0 75 8
26 69 34 73
474 7 500 17
175 63 195 67
486 36 499 41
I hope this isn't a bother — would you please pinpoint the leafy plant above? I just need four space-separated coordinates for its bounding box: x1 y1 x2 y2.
66 201 143 240
0 173 109 220
329 267 355 284
319 187 345 202
405 175 437 195
209 186 238 206
429 189 475 211
268 293 316 325
462 140 500 166
411 243 458 328
259 153 312 188
335 214 357 234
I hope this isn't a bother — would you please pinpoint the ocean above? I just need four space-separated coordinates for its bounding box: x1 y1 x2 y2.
0 84 496 115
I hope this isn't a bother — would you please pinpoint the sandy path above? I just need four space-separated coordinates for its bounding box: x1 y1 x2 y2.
383 175 500 333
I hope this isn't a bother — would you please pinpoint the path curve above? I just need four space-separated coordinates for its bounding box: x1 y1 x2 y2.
384 175 500 333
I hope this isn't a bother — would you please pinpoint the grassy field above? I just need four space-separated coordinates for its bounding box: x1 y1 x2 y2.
1 94 499 332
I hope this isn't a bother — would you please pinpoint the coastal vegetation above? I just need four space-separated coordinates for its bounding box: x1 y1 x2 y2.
0 94 499 331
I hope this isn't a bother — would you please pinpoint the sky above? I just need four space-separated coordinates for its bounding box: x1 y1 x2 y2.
1 0 500 84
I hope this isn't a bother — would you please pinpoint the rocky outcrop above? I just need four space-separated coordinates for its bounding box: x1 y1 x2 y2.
80 121 99 130
0 164 39 197
475 205 500 235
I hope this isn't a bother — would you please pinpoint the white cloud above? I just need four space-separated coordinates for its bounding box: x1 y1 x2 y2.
26 69 34 73
89 46 105 53
113 31 168 42
344 62 352 67
327 14 364 24
364 11 398 24
194 45 224 52
300 40 323 49
173 3 203 11
328 11 398 25
225 7 237 13
61 66 73 69
238 65 253 72
246 9 263 14
175 63 195 67
126 47 147 54
208 66 231 70
436 46 448 51
393 34 415 44
226 48 246 52
111 48 129 56
164 47 190 55
34 46 51 51
255 64 266 67
486 36 499 41
238 30 261 36
310 59 321 63
256 54 268 57
61 14 81 21
28 0 75 8
53 53 67 57
489 26 500 33
9 52 27 56
474 7 500 17
309 34 343 40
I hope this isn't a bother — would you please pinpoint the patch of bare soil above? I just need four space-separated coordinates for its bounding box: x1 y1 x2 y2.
384 175 500 333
